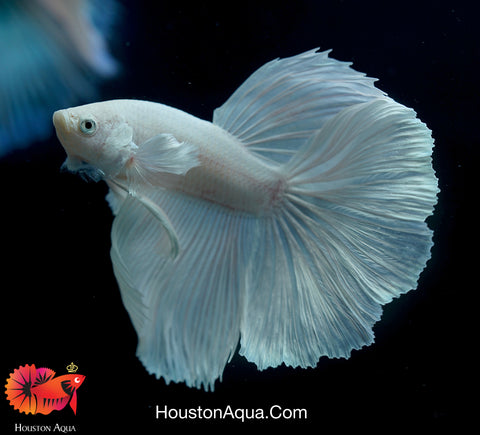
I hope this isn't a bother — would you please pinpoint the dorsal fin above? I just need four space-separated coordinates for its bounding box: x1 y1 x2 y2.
213 49 385 165
33 367 56 385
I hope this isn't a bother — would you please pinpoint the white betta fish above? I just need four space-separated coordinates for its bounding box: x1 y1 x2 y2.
53 49 438 391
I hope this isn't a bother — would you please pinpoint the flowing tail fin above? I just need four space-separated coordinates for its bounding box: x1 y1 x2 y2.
240 98 438 369
5 364 39 414
5 365 56 414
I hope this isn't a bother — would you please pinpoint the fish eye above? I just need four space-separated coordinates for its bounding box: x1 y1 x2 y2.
79 119 97 135
74 377 80 383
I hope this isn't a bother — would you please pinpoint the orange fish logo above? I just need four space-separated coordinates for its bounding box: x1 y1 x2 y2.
5 364 85 415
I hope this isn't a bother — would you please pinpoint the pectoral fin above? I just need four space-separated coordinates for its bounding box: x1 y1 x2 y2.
129 133 200 187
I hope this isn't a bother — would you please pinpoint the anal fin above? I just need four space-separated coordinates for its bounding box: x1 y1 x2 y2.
110 190 252 390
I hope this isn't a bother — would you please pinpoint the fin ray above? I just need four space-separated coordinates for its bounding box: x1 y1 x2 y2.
110 190 251 390
128 134 200 192
213 49 385 164
240 97 438 368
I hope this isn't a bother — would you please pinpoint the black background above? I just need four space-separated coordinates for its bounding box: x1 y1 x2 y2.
1 0 475 431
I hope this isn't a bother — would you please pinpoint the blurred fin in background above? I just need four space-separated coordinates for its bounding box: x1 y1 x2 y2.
0 0 120 156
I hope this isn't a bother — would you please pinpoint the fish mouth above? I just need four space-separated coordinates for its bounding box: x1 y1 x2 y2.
53 110 73 135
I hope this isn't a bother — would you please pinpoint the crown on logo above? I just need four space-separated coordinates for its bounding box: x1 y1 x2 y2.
66 362 78 373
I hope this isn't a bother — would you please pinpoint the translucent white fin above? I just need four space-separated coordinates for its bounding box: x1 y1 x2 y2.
213 49 385 164
129 133 200 188
240 98 438 368
110 189 251 390
109 183 180 258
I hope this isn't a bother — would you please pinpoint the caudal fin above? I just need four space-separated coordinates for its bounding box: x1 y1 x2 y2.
5 364 39 414
5 365 56 414
240 98 438 368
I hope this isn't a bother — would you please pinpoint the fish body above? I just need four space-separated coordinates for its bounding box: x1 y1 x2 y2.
53 49 438 390
55 99 282 215
5 364 85 415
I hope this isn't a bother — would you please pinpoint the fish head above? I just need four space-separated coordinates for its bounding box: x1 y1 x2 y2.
53 102 135 180
72 374 86 389
60 374 86 394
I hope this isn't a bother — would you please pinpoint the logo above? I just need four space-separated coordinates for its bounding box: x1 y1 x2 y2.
5 363 85 415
